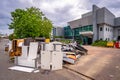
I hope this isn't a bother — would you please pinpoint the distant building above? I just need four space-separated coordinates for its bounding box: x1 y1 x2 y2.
53 27 64 37
64 5 120 44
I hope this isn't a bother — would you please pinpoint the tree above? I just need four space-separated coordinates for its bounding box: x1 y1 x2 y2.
9 7 53 39
8 33 16 40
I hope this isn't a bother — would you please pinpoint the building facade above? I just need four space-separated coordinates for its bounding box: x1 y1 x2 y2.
65 5 120 44
64 26 73 39
53 27 64 37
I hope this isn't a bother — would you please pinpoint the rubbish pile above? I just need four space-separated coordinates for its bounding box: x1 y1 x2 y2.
6 38 88 72
62 42 88 64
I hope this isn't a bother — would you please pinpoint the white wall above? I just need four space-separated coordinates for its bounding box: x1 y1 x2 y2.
98 25 113 41
99 26 104 40
103 25 113 41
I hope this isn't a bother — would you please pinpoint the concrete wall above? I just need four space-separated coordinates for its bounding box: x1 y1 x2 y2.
113 27 120 40
81 15 93 26
98 26 104 40
96 7 115 26
96 8 104 24
96 7 114 41
114 17 120 26
92 5 99 42
53 27 64 36
68 19 81 29
103 25 113 40
104 8 115 26
82 11 92 18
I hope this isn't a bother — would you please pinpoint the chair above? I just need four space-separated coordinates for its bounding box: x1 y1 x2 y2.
16 42 38 68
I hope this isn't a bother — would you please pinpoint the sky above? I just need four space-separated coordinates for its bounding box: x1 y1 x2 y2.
0 0 120 34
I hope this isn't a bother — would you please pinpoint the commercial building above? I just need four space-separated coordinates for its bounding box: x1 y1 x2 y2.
52 27 64 37
64 5 120 44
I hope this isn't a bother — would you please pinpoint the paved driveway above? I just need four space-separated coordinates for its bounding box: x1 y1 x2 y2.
65 46 120 80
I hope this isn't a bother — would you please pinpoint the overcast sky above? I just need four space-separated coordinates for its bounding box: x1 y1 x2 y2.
0 0 120 34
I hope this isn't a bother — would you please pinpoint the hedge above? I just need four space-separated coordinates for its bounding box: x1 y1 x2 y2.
92 40 107 47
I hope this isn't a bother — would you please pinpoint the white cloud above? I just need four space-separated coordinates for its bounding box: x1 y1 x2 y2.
30 0 91 26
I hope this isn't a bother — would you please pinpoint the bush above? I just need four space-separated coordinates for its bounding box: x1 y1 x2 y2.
76 40 82 45
92 40 107 47
53 36 63 38
60 39 72 44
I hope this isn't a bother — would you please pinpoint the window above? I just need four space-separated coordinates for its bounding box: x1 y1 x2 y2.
106 28 107 31
100 27 102 31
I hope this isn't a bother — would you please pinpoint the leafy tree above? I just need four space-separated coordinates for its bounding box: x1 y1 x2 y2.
9 7 53 38
8 33 16 40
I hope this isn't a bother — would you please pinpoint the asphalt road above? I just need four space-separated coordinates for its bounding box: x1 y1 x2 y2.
0 39 120 80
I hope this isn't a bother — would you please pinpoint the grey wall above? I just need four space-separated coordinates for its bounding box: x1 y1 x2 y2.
82 11 92 18
114 17 120 26
113 27 120 40
92 5 99 42
96 7 115 26
53 27 64 36
81 15 93 26
68 13 93 29
68 19 81 29
104 8 115 26
96 8 104 24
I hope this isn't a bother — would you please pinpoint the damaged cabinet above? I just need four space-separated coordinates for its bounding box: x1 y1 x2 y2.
41 42 63 70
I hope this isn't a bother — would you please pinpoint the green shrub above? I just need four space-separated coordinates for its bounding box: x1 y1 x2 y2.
60 39 72 44
92 40 107 47
54 36 63 38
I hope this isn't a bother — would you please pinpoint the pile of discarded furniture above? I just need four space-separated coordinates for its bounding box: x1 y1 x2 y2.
7 38 87 72
62 42 88 64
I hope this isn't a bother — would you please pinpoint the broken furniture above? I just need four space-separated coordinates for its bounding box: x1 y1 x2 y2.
41 41 63 70
15 45 28 65
9 42 40 73
5 41 12 52
62 43 87 64
63 52 77 64
9 39 24 59
8 41 12 52
15 42 39 68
